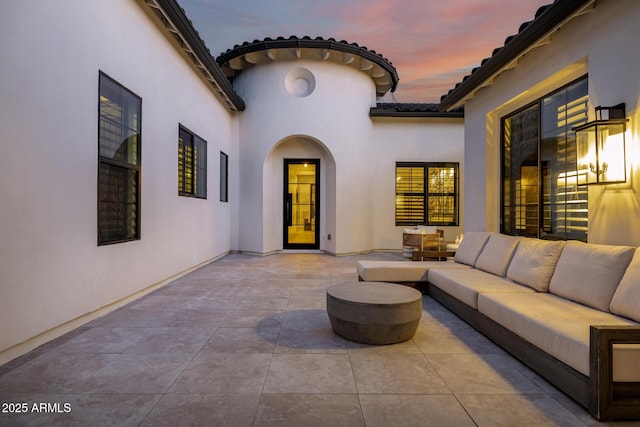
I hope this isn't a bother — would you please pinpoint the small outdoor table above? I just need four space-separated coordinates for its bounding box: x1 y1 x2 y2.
326 281 422 345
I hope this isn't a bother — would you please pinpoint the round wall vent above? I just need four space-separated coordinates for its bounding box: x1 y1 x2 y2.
285 68 316 97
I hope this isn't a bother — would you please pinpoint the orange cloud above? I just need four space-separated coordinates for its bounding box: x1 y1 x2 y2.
182 0 551 102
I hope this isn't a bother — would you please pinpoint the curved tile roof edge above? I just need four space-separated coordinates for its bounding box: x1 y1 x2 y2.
371 103 463 118
438 0 591 112
216 36 399 93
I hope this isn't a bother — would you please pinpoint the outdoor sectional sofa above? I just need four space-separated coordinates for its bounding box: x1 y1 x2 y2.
356 232 640 420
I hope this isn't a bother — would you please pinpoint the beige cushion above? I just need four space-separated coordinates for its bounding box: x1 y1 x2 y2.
475 234 520 277
549 241 635 312
610 247 640 322
356 260 469 282
478 292 640 379
506 238 565 292
453 231 491 266
427 267 534 309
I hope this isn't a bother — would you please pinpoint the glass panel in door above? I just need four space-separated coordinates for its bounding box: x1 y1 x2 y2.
284 159 319 249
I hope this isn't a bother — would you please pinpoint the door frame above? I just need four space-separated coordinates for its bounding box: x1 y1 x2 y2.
283 158 320 249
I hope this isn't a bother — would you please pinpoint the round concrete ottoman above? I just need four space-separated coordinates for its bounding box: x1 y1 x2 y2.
326 282 422 345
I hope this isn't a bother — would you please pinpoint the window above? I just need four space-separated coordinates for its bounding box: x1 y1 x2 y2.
98 72 141 245
220 151 228 202
178 126 207 198
396 162 459 226
502 77 588 240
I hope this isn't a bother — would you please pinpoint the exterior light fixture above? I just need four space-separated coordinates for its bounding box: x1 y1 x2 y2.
574 103 627 185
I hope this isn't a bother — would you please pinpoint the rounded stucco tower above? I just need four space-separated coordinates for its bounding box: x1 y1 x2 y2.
217 36 398 255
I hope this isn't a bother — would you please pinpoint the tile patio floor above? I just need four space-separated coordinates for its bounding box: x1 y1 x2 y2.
0 252 634 426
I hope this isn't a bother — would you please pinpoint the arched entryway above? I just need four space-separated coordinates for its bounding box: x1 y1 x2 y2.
263 135 336 253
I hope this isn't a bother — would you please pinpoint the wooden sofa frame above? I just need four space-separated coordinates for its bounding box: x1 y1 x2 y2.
425 285 640 421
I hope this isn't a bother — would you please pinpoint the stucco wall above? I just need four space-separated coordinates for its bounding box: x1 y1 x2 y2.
462 0 640 245
370 117 465 247
232 59 378 255
0 0 235 362
232 58 465 254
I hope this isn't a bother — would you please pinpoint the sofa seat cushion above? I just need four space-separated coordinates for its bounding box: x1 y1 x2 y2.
356 260 469 282
549 241 635 312
427 267 534 309
475 234 520 277
610 247 640 322
478 292 640 379
506 238 565 292
454 231 492 266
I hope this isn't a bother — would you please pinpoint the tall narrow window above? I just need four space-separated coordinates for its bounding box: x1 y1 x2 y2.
178 125 207 198
396 162 459 226
502 77 588 240
98 72 141 245
220 151 228 202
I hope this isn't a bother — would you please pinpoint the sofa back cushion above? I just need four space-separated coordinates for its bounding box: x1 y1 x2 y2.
475 234 520 277
506 238 565 292
453 232 491 266
549 241 635 312
610 247 640 322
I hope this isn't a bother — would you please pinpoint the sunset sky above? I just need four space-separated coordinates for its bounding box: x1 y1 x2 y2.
179 0 551 103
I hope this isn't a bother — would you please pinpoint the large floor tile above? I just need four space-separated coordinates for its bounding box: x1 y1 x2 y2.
254 394 364 426
123 327 212 354
413 324 505 354
168 353 271 394
427 353 544 395
221 309 285 328
141 393 260 427
457 394 586 426
52 327 149 354
350 353 450 394
276 327 347 353
263 354 357 393
0 352 191 394
359 394 475 427
203 327 278 353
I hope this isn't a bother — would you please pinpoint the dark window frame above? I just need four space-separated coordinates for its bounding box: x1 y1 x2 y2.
178 125 207 199
500 75 588 241
395 162 459 226
220 151 228 202
97 71 142 245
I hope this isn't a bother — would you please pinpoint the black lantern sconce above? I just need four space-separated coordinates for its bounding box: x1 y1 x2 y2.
573 103 628 185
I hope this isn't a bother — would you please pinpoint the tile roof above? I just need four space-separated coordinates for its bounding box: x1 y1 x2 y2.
438 0 593 111
370 103 463 118
216 36 399 98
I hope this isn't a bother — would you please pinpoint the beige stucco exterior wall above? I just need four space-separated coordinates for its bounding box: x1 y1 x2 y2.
0 0 236 363
462 0 640 246
370 117 465 247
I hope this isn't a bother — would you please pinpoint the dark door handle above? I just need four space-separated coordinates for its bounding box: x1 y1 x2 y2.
286 193 293 226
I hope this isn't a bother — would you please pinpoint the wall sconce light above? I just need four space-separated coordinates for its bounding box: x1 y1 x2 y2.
574 103 628 185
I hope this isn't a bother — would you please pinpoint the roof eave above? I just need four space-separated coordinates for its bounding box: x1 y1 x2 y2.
147 0 246 111
217 37 399 93
438 0 592 112
369 109 464 118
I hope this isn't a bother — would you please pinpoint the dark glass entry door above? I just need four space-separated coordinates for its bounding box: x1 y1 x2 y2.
284 159 320 249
